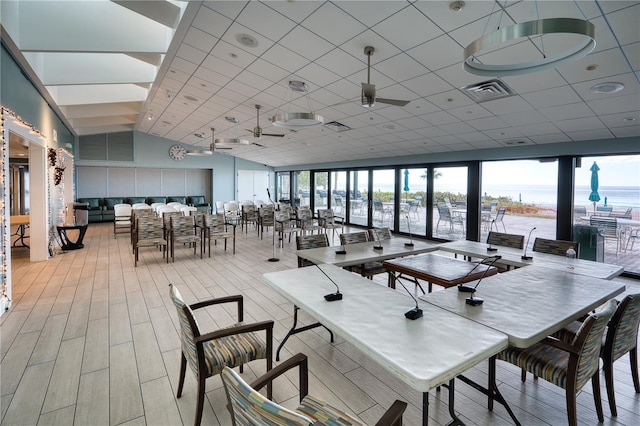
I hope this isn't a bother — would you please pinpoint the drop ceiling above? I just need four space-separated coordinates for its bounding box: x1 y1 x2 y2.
2 0 639 167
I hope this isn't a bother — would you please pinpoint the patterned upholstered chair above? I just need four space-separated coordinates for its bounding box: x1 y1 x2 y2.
368 227 392 242
487 231 524 249
221 353 406 426
317 209 343 242
258 206 275 239
498 299 617 426
554 294 640 417
134 216 167 267
201 214 235 257
169 284 273 426
275 210 301 246
532 237 579 257
169 216 200 262
131 208 156 252
297 207 320 235
339 232 387 280
241 204 258 233
296 234 329 268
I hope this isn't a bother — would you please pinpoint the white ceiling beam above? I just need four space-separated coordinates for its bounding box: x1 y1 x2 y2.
111 0 182 28
75 124 136 136
47 84 148 106
60 102 143 119
70 115 138 128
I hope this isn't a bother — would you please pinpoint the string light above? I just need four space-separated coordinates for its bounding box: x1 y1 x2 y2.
0 109 8 311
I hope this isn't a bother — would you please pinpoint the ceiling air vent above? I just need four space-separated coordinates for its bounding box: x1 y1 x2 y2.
324 121 351 132
460 79 516 103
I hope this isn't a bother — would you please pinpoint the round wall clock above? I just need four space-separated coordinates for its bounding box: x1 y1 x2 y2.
169 144 186 161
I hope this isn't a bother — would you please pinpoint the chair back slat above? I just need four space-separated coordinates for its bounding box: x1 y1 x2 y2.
339 231 369 245
487 232 524 249
532 237 579 257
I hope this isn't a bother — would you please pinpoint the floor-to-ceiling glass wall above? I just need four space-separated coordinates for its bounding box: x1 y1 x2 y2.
294 170 310 208
573 155 639 274
313 171 329 215
372 169 395 230
330 171 347 218
276 171 290 205
481 160 558 246
398 167 427 237
349 170 369 227
432 166 468 240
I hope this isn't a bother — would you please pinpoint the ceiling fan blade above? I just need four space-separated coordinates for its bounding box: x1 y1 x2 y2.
261 132 284 137
252 142 266 147
376 97 410 107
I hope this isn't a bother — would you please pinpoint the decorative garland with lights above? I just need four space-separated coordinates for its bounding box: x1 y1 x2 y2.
0 110 8 309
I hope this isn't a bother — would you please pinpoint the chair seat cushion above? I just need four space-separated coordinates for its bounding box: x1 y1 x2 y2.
297 394 364 425
137 238 167 247
174 235 200 244
202 324 268 376
498 343 570 389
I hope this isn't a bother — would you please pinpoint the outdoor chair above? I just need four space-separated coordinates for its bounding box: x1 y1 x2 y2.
493 207 507 232
221 353 406 426
113 203 132 238
626 228 639 251
169 215 199 262
553 294 640 417
436 202 464 233
169 284 273 426
317 209 343 242
134 216 167 267
372 199 392 224
574 206 588 224
611 206 633 219
498 299 617 426
590 216 621 254
596 205 613 216
532 237 579 257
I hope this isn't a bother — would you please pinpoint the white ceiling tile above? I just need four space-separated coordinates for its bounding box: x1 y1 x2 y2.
340 30 402 64
566 128 615 140
439 122 476 135
587 93 640 115
335 1 411 27
557 47 634 83
219 22 274 57
183 27 218 53
176 43 208 65
610 125 640 137
294 62 342 89
372 6 443 50
301 2 368 46
374 52 429 83
466 116 509 131
315 48 366 80
412 1 498 33
435 62 479 89
500 110 548 126
260 44 309 73
235 1 297 42
421 110 459 126
529 133 572 144
427 89 475 110
572 72 640 101
482 127 523 140
606 3 640 46
407 35 464 71
447 104 494 121
481 96 534 115
192 5 232 39
599 111 640 128
457 132 492 143
501 69 567 94
539 102 595 121
515 122 563 136
201 54 243 79
278 26 335 62
555 117 606 132
622 42 639 71
201 1 245 21
210 39 258 69
401 72 453 98
264 1 321 23
521 86 582 109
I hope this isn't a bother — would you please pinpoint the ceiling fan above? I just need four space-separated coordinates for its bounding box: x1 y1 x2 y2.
212 125 266 150
245 105 285 138
361 46 410 108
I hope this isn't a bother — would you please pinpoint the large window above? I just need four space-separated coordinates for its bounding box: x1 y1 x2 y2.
372 169 395 229
276 172 290 205
574 155 639 275
330 171 347 217
294 170 310 208
432 166 468 240
398 167 427 237
482 160 558 246
313 171 329 215
349 170 369 227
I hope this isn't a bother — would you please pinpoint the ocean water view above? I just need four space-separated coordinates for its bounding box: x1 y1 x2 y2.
365 183 640 209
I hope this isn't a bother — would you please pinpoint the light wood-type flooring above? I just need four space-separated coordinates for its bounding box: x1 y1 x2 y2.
2 222 639 425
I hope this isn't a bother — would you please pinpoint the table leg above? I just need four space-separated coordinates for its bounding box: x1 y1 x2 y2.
233 224 236 254
276 305 334 361
445 379 465 426
423 392 429 426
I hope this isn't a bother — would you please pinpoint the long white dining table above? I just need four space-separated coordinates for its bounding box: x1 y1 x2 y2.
438 239 624 279
295 236 440 268
264 264 509 426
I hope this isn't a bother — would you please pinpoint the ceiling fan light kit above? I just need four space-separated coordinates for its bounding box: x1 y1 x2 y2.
361 46 410 108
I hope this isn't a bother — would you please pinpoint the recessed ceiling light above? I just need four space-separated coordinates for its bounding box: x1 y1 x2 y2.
382 124 395 130
623 117 637 122
585 64 598 71
184 95 199 102
194 133 205 138
236 33 258 48
590 82 624 94
230 53 238 59
225 117 239 124
449 1 465 12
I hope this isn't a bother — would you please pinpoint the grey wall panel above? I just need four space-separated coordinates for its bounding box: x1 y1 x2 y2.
107 167 135 197
162 169 186 195
186 169 211 200
77 166 108 198
136 168 162 196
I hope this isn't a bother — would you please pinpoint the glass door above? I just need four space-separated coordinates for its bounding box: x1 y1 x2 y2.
349 170 369 227
313 171 329 215
432 166 468 240
399 167 427 237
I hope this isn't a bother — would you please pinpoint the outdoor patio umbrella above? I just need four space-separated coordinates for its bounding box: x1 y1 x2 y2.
403 169 410 200
588 161 601 213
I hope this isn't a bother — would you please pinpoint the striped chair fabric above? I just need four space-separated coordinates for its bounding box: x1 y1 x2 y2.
275 210 301 245
339 232 387 279
169 284 273 426
134 216 167 267
169 216 199 261
241 204 258 233
532 237 579 257
317 209 344 240
258 206 275 239
498 299 617 426
297 208 320 235
553 294 640 416
221 353 405 426
368 227 392 241
487 231 524 249
296 234 329 267
200 214 234 257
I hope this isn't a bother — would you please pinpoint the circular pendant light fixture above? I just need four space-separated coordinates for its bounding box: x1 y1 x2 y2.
271 81 323 129
463 17 595 77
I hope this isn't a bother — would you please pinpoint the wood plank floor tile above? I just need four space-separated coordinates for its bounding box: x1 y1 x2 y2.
81 317 109 374
1 361 54 426
28 314 67 366
62 299 90 340
126 290 150 325
110 342 144 425
132 322 167 383
141 376 183 426
1 331 40 396
36 404 75 425
41 336 85 414
75 368 109 426
109 302 132 346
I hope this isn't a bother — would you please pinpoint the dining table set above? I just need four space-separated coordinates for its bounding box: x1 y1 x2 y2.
265 233 627 426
